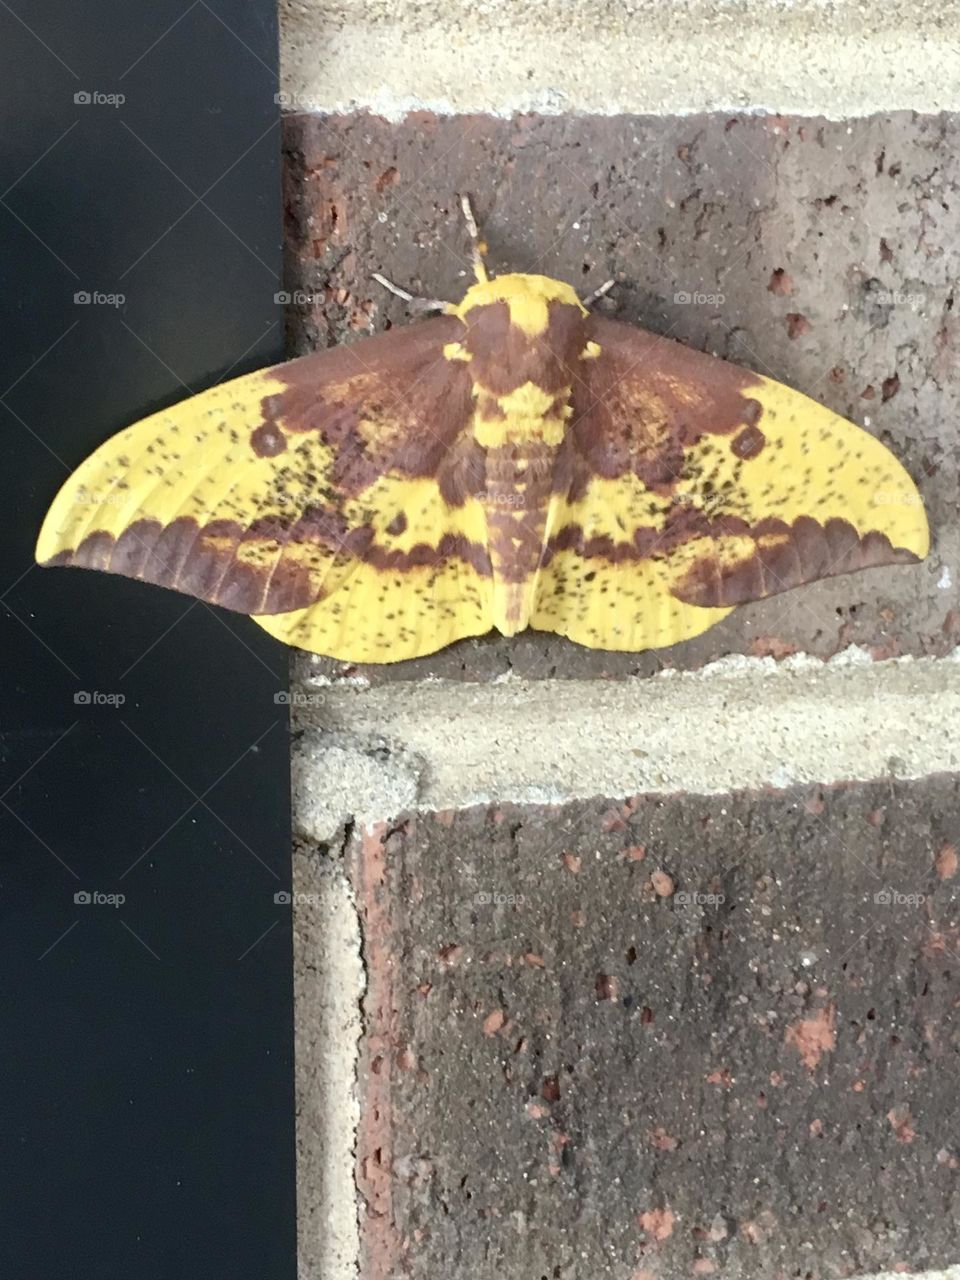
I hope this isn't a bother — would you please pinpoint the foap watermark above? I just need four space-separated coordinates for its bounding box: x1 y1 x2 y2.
274 691 323 707
674 290 725 306
474 491 526 508
74 890 125 907
274 289 324 306
675 890 726 907
73 486 128 507
671 490 726 518
74 89 125 108
74 690 126 707
475 890 525 906
274 90 325 112
74 290 125 308
874 887 926 907
871 488 925 508
870 288 926 310
274 890 321 906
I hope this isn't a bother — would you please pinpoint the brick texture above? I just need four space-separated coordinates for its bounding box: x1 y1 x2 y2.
282 110 960 685
349 777 960 1280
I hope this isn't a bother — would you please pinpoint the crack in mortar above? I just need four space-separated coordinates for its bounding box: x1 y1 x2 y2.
349 820 409 1280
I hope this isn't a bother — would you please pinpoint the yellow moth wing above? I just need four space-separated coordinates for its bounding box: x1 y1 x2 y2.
531 317 927 650
36 271 930 662
35 318 498 656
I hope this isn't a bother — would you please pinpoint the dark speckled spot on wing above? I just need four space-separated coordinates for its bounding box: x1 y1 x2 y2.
250 423 287 457
571 315 766 495
264 314 474 497
38 312 486 625
730 424 766 460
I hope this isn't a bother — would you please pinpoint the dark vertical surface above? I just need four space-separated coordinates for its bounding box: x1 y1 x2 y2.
0 4 296 1276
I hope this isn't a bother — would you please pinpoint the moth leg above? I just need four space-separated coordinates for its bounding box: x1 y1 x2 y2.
581 278 616 307
459 192 490 283
371 272 449 314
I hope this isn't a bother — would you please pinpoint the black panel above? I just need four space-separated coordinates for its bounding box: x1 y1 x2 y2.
0 3 296 1275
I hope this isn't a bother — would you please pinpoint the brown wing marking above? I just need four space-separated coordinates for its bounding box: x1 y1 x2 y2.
37 317 487 616
530 316 928 652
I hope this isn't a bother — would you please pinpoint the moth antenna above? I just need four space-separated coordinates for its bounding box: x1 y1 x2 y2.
581 278 616 308
372 272 414 302
372 273 448 314
459 193 490 283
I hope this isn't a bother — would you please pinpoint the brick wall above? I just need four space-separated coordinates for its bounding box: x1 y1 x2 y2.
281 4 960 1276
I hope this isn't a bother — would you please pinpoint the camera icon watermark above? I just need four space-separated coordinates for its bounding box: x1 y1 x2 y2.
273 289 322 305
671 490 725 516
274 90 324 111
274 890 321 906
871 488 925 508
274 690 323 706
74 90 125 108
675 890 726 907
874 887 925 907
674 289 725 306
74 690 126 706
74 290 125 308
473 490 525 507
73 486 127 507
870 288 926 310
74 889 125 907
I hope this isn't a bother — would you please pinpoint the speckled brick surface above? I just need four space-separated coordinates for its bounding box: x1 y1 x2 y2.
281 110 960 684
349 777 960 1280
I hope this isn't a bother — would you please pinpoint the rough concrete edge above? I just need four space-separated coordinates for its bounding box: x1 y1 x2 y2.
292 648 960 825
852 1272 960 1280
294 837 365 1280
300 645 959 694
292 731 423 845
297 638 959 692
280 19 960 120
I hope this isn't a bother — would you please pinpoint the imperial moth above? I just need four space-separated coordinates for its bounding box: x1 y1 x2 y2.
36 198 928 663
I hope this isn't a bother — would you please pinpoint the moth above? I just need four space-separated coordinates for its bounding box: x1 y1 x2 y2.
37 197 928 662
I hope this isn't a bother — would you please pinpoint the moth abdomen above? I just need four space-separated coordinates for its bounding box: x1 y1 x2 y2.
481 440 563 636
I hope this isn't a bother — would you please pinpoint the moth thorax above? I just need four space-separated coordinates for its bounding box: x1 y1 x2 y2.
453 273 586 336
473 382 571 448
